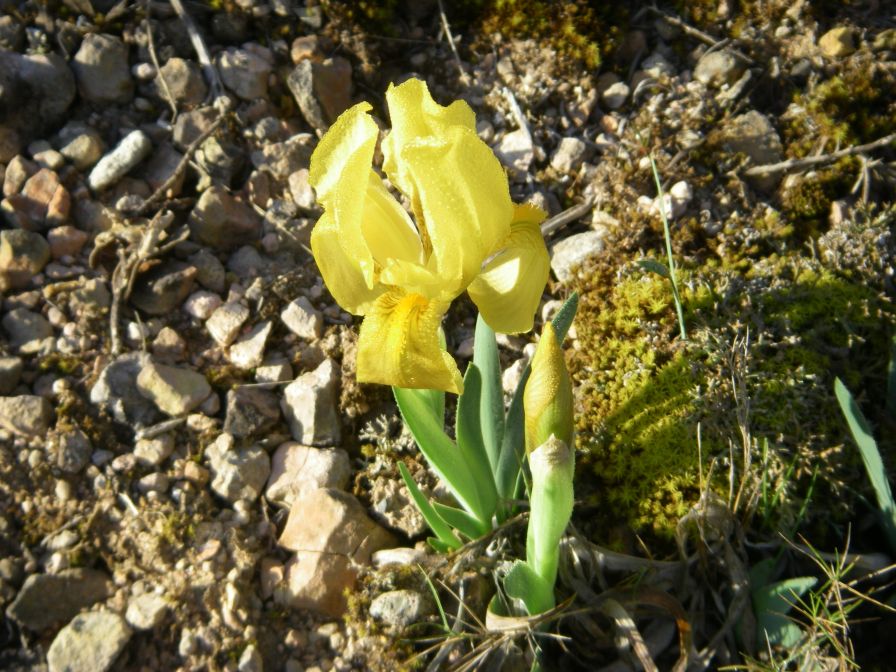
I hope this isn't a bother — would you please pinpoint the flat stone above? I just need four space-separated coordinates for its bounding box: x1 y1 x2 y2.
88 130 153 192
228 320 271 369
281 358 341 446
266 442 351 508
206 433 271 503
189 185 261 251
217 47 271 100
72 33 134 104
206 301 250 347
134 433 175 467
0 395 53 437
255 356 292 385
250 135 314 182
0 356 23 394
694 49 745 87
125 592 168 630
129 260 196 315
223 386 281 439
188 248 227 293
550 136 588 173
495 128 534 173
155 57 206 107
47 611 131 672
369 589 430 629
281 296 322 340
2 307 52 350
53 426 92 473
90 353 161 427
58 128 105 170
278 488 395 617
0 229 50 291
819 26 858 58
550 231 606 283
136 361 211 417
7 569 112 631
287 57 352 132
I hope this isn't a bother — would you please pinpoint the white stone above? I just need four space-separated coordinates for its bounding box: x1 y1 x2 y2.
281 358 341 446
281 297 322 340
126 592 168 630
601 81 630 110
228 320 272 369
87 130 152 192
206 301 249 347
550 231 606 283
183 290 223 320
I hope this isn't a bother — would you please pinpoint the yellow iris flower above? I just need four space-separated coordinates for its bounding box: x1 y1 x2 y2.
309 78 550 394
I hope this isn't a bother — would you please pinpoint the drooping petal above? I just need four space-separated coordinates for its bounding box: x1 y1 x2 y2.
361 171 423 268
399 127 514 297
381 78 476 198
468 204 549 334
356 289 464 394
310 212 384 315
308 102 379 288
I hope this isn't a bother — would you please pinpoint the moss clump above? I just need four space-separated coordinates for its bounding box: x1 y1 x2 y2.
780 159 858 236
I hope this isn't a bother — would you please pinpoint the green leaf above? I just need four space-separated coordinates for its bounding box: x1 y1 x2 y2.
432 502 488 540
495 292 580 504
835 377 896 552
636 258 671 278
397 462 462 551
474 315 505 477
751 575 817 649
427 538 455 554
455 364 498 525
504 560 555 616
395 386 489 525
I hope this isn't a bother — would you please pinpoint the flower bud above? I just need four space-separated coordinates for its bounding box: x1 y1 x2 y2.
523 322 574 455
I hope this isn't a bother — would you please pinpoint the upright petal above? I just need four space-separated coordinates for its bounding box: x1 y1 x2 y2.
357 289 464 394
468 204 549 334
361 171 424 268
309 102 379 288
311 212 384 315
400 127 514 295
382 78 476 198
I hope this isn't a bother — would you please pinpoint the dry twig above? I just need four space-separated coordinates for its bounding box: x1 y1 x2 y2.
436 0 470 86
743 132 896 177
143 0 178 121
168 0 226 106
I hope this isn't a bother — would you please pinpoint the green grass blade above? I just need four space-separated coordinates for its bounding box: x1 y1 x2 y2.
887 334 896 419
751 575 817 649
835 377 896 551
636 258 671 279
455 364 498 525
395 386 488 523
474 315 505 476
432 502 489 540
397 462 462 551
495 293 580 503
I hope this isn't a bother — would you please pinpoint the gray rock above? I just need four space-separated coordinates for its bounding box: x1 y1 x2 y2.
69 278 112 317
188 247 227 293
206 434 271 503
196 135 246 187
266 442 351 508
0 395 53 436
0 229 50 291
172 107 217 149
3 155 35 198
183 290 222 320
0 356 23 394
281 296 322 340
224 386 281 439
227 245 267 279
72 33 134 104
217 47 271 100
286 57 352 132
155 57 206 106
17 53 77 127
136 361 211 417
494 127 534 173
369 589 430 629
2 307 52 350
88 130 153 192
238 644 263 672
54 427 92 473
206 301 250 347
721 111 784 192
89 353 161 427
550 231 606 283
550 137 588 173
189 186 261 251
288 168 316 210
129 260 197 315
694 49 745 88
281 358 341 446
125 592 168 630
7 569 112 631
229 320 272 370
250 135 313 182
141 142 185 196
134 433 175 467
47 611 131 672
601 81 630 110
57 124 105 170
0 15 24 51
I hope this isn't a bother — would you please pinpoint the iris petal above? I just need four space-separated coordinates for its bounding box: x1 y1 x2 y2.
308 102 379 288
356 289 464 394
310 212 384 314
361 171 424 268
400 127 514 297
468 204 550 334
